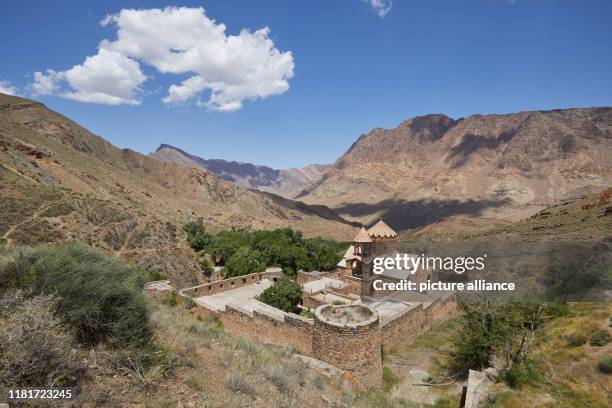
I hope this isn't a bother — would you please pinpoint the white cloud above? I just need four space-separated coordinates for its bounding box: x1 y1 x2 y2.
60 49 146 105
31 48 146 106
368 0 393 18
0 80 17 95
31 70 64 95
30 6 294 111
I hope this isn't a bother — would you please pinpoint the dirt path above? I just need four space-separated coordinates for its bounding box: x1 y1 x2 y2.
2 199 66 245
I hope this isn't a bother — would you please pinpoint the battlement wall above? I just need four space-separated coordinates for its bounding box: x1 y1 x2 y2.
180 269 283 297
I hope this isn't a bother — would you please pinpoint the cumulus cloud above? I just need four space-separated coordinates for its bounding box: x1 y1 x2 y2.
31 70 64 95
368 0 393 18
29 7 294 111
61 49 146 105
0 80 17 95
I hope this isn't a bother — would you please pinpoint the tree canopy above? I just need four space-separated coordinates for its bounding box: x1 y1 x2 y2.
257 278 302 313
183 224 347 278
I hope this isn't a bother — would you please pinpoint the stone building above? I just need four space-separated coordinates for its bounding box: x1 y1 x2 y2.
343 219 398 295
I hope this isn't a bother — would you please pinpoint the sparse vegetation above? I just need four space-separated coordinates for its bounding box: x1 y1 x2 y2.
0 293 81 387
381 366 401 392
589 329 611 346
597 356 612 374
163 290 178 307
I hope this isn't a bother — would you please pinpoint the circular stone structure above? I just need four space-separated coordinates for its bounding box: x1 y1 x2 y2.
313 304 382 388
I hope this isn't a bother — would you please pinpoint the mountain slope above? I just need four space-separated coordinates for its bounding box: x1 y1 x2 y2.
0 93 354 286
297 108 612 230
149 143 330 197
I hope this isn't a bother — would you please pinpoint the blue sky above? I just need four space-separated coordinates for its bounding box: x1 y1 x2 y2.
1 0 611 168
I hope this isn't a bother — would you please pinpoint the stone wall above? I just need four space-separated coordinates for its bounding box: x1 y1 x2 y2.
180 269 284 297
380 294 458 351
313 305 382 388
190 303 314 354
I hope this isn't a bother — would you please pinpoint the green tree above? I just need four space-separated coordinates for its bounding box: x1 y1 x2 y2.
257 278 302 313
224 246 265 277
183 218 212 251
208 230 251 265
451 296 546 380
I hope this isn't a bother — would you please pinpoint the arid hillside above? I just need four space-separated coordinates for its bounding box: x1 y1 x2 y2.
298 108 612 230
0 93 355 286
150 143 331 197
398 188 612 301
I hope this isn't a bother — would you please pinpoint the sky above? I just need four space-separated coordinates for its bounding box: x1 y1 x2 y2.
1 0 611 168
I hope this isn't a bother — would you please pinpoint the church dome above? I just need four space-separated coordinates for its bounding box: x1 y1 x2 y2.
353 227 372 243
367 219 397 239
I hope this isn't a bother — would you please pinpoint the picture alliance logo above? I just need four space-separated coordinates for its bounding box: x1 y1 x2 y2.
372 254 488 275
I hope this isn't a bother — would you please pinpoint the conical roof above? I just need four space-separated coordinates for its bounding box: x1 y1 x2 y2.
353 227 372 243
367 219 397 239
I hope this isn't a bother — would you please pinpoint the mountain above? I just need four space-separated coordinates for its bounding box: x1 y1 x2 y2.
297 108 612 230
0 93 355 286
150 143 330 197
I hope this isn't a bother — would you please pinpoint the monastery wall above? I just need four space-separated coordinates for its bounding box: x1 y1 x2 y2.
190 303 314 354
380 294 458 351
180 269 283 297
313 305 382 388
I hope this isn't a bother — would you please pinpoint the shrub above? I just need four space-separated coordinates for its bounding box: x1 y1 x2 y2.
500 360 539 388
0 244 152 348
381 366 401 392
184 296 197 309
545 302 572 317
199 258 213 274
146 269 166 282
163 291 178 307
183 218 212 251
589 330 611 346
300 309 315 318
257 278 302 313
0 294 81 387
597 357 612 374
226 372 256 395
566 332 588 347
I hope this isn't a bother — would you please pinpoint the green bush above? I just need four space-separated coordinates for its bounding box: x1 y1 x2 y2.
566 332 588 347
589 330 611 346
199 258 213 274
184 296 197 310
146 270 166 282
163 291 178 307
597 356 612 374
500 360 539 388
183 218 212 251
0 244 152 348
299 309 315 318
544 302 572 317
257 278 302 313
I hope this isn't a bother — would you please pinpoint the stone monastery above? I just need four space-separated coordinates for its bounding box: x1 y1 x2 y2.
147 220 458 388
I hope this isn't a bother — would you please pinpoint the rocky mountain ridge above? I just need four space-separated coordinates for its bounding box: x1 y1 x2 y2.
297 108 612 230
149 143 330 197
